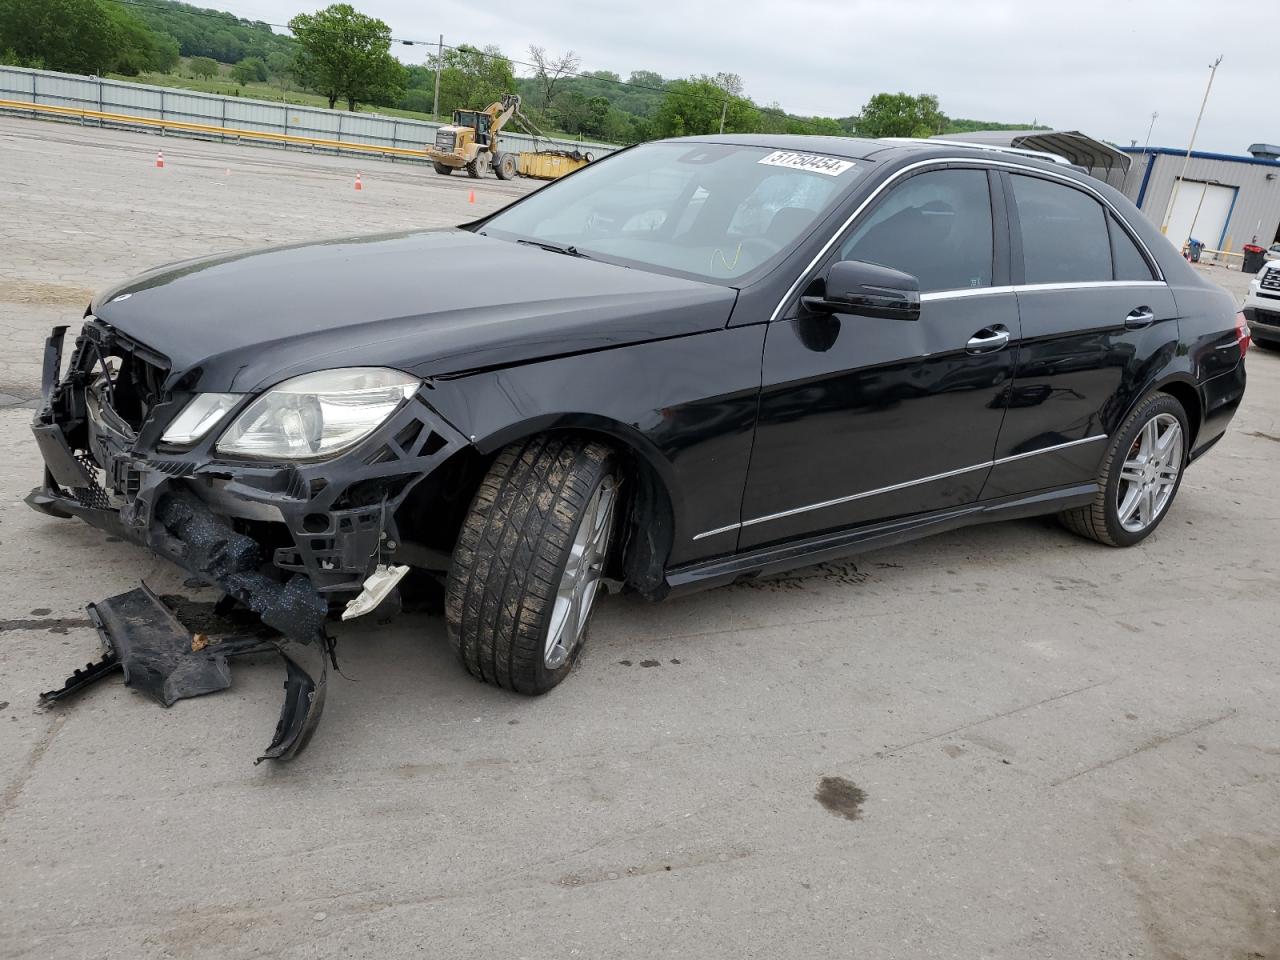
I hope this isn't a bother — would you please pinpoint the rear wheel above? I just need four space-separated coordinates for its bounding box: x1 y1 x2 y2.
446 436 619 694
1058 393 1188 547
432 162 452 175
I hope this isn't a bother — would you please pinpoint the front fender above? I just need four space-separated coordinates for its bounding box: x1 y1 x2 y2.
422 327 766 566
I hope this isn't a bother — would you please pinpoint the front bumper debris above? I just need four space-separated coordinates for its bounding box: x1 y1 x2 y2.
27 319 468 761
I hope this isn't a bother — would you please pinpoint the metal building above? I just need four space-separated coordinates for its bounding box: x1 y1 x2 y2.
1119 144 1280 262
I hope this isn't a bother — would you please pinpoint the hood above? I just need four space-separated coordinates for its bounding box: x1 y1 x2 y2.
91 230 737 392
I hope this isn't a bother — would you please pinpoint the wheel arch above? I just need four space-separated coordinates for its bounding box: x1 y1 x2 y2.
402 413 679 598
1145 375 1203 450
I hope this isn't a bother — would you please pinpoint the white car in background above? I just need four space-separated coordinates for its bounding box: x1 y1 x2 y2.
1244 259 1280 348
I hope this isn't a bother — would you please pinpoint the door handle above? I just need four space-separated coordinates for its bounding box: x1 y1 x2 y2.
1124 307 1155 329
965 326 1011 353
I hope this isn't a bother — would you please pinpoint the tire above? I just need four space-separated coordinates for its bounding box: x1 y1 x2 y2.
1058 393 1189 547
446 436 619 695
432 162 452 175
493 152 517 180
465 159 481 179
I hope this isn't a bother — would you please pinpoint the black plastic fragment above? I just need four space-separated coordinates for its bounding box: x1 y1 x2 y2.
154 493 330 761
39 651 121 704
86 583 239 706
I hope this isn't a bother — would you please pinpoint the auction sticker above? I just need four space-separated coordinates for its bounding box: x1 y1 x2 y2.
757 151 855 176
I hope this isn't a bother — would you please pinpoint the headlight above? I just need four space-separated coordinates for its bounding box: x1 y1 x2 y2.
215 368 419 460
161 393 241 445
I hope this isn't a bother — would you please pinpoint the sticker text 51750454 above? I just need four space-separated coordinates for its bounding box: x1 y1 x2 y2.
757 151 856 177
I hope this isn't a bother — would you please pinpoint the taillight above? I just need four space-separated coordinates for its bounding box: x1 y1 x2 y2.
1235 311 1251 358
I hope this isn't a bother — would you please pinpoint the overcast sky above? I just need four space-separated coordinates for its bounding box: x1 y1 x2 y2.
216 0 1268 154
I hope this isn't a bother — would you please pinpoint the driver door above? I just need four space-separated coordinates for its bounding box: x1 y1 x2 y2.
738 166 1019 549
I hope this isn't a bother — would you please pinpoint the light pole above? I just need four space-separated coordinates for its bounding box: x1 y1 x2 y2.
1161 55 1223 239
432 34 443 121
1141 111 1158 156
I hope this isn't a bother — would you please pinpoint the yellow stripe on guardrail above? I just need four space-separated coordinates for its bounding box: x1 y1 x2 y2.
0 98 429 159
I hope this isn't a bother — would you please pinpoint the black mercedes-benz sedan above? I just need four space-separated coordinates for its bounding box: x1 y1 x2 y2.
27 135 1248 760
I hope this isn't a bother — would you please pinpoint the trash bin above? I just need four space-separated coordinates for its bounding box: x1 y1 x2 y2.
1187 238 1205 263
1242 243 1266 273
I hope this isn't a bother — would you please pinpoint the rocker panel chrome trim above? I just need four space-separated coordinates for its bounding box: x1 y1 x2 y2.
691 434 1109 539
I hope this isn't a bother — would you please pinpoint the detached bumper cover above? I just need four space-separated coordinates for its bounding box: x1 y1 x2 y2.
27 321 468 761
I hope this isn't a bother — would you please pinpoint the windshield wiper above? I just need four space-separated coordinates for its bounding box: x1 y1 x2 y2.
515 238 591 259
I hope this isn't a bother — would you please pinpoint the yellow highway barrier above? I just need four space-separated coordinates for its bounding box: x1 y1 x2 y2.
0 98 430 160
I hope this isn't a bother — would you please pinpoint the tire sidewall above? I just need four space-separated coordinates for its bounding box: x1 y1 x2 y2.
533 453 618 690
1102 395 1190 547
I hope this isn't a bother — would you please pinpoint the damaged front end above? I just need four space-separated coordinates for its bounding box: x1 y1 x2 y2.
28 320 468 760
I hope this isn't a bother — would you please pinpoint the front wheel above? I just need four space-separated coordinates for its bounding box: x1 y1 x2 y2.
1058 393 1188 547
446 436 619 694
432 162 452 175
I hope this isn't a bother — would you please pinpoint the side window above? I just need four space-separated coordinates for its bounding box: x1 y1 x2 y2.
1011 175 1111 283
1109 215 1156 281
840 169 993 292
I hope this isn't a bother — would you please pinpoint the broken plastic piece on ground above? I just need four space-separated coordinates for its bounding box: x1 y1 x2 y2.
341 563 410 621
87 582 243 707
38 580 329 763
39 650 121 704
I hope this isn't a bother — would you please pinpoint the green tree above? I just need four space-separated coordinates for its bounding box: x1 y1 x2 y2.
428 43 515 117
104 4 179 75
231 56 267 84
627 70 665 90
265 50 293 88
852 92 946 138
655 75 760 138
0 0 115 73
188 55 218 78
288 3 406 111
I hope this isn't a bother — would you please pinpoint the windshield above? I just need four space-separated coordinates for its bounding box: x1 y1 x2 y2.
481 142 867 283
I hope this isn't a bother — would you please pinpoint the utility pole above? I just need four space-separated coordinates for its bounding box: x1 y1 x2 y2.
432 33 443 121
719 99 728 135
1141 111 1158 156
1161 55 1223 237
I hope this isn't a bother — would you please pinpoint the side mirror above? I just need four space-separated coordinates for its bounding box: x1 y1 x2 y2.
802 260 921 322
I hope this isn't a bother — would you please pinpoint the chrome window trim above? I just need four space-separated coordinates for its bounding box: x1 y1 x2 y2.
691 434 1108 540
770 156 1166 324
918 280 1166 303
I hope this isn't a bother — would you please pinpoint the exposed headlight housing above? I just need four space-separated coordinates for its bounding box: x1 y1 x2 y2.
215 368 419 460
160 393 241 445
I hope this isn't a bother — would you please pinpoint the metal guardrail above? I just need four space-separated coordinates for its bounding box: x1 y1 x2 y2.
0 64 617 163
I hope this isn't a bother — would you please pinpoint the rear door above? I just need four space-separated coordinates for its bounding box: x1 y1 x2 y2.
982 171 1178 498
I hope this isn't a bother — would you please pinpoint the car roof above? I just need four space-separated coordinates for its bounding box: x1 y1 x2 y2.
675 133 1078 177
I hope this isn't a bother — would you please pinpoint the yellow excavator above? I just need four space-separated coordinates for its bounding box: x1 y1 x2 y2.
424 93 593 181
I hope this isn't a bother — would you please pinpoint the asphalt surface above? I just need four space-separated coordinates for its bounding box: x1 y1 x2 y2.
1 116 1278 960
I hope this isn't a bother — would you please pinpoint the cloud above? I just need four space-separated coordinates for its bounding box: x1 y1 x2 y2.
226 0 1267 153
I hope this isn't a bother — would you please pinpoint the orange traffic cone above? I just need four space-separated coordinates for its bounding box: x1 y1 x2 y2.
467 189 476 204
354 172 363 191
155 150 164 168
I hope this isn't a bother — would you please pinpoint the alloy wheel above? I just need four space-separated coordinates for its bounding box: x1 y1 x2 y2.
544 477 616 669
1116 413 1183 533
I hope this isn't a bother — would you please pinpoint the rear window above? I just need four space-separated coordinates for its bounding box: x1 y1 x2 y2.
1011 175 1111 284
